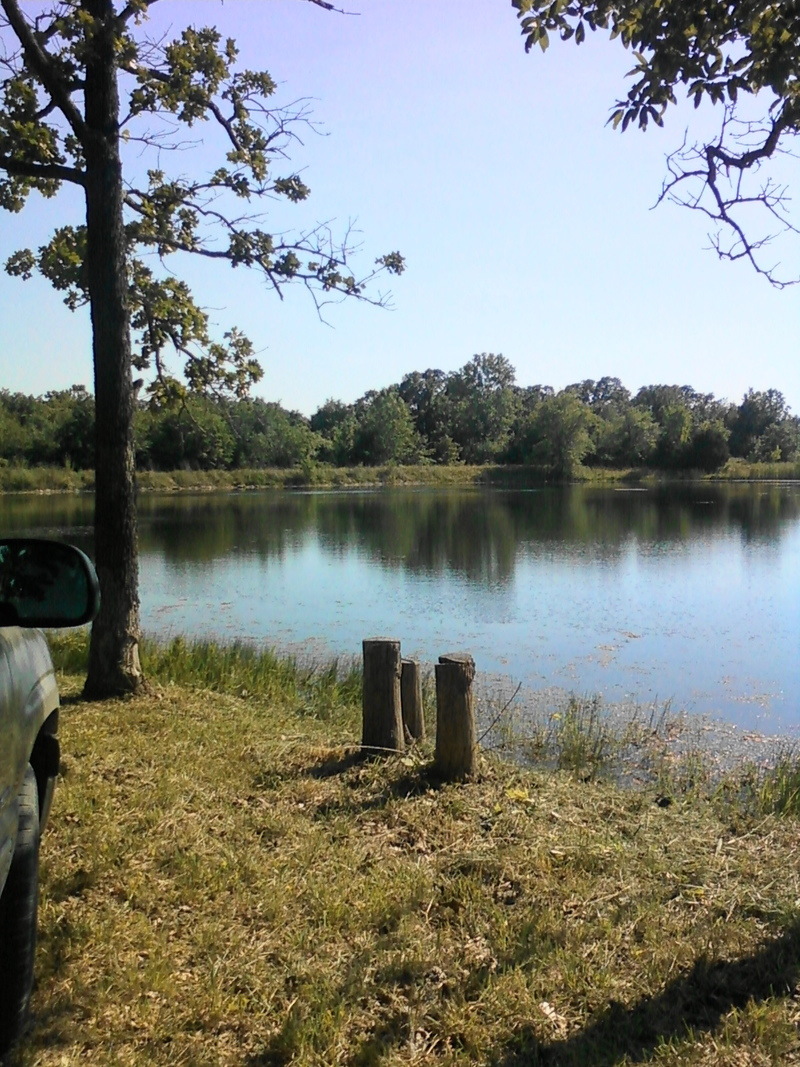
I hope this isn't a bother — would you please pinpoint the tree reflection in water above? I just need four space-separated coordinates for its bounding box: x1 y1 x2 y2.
3 485 799 729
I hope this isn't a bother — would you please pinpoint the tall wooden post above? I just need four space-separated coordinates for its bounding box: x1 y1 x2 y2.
435 653 477 780
361 639 404 754
401 658 425 742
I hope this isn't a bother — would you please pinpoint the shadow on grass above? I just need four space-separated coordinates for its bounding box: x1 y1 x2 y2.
304 747 466 818
307 747 366 778
57 693 85 707
497 920 800 1065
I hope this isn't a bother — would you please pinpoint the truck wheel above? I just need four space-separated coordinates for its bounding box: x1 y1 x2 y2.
0 765 40 1057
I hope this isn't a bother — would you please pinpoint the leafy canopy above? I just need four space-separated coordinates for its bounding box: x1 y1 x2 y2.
513 0 800 285
0 1 404 403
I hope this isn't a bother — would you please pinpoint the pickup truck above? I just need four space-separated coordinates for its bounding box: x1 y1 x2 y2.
0 539 99 1056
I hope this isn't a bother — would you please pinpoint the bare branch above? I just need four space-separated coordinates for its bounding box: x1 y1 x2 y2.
708 110 790 173
656 107 800 287
123 181 399 312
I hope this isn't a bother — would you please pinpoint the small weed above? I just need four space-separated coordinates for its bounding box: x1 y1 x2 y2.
521 695 617 780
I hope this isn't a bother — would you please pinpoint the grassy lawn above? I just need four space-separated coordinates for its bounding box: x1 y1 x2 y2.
7 638 800 1065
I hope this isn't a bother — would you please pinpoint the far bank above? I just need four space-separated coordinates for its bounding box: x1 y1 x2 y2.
2 457 800 494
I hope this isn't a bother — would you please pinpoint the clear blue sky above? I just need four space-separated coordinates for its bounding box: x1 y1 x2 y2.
1 0 798 415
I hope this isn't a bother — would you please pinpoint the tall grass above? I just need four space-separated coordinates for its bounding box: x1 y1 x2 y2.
0 465 93 492
48 631 362 722
485 693 683 785
517 696 617 779
732 749 800 817
713 457 800 481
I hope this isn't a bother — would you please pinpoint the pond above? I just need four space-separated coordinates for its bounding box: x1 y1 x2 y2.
3 483 799 732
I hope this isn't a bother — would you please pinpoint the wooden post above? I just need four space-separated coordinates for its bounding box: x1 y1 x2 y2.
435 653 477 780
361 638 404 754
401 658 425 742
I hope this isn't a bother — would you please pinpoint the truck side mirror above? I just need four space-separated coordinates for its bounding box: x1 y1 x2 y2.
0 539 100 628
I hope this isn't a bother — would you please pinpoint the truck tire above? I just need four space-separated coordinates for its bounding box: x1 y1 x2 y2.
0 765 40 1057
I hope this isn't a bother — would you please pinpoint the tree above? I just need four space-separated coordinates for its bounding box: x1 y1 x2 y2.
594 406 658 467
0 1 403 697
565 376 630 415
445 354 520 464
227 400 321 470
50 385 96 469
146 398 236 471
729 388 796 460
311 399 359 465
0 392 31 465
398 369 455 461
686 420 730 472
655 403 694 468
513 0 800 285
352 388 425 466
513 391 598 476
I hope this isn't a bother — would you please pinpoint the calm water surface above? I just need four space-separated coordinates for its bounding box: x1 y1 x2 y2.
4 484 799 731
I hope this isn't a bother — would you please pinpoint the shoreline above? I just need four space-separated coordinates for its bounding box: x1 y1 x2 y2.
2 460 800 495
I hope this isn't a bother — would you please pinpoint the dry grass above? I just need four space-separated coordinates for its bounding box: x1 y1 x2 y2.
7 657 800 1065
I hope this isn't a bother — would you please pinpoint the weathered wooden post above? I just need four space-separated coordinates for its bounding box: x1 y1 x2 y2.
361 638 404 754
434 652 477 780
401 658 425 742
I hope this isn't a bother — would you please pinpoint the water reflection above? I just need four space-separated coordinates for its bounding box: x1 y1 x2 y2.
3 484 798 730
131 483 800 576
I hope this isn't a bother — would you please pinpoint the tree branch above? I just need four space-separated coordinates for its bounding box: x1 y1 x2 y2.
119 58 244 154
117 0 162 24
0 0 89 144
707 111 790 174
0 154 85 186
298 0 359 13
657 108 800 287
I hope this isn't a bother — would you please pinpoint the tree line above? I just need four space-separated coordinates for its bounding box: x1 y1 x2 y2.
3 355 798 477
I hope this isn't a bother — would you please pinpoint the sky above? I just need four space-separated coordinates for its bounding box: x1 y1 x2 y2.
1 0 798 417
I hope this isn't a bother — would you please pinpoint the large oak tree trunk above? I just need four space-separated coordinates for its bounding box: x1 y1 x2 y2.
82 0 145 699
